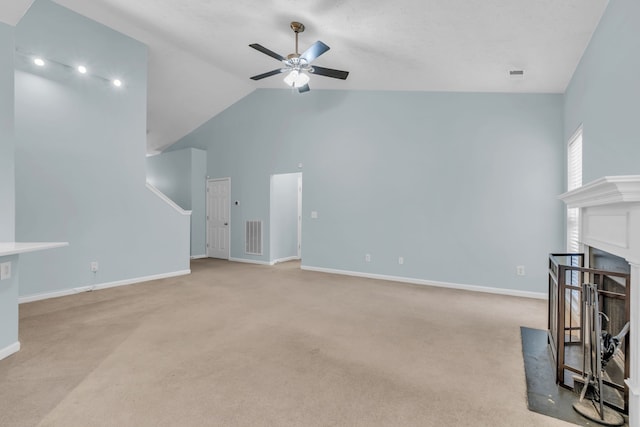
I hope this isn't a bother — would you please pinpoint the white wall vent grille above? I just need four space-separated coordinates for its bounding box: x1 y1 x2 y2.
245 220 263 255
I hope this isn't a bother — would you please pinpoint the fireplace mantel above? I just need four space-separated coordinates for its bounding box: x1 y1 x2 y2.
559 174 640 423
560 175 640 265
559 175 640 209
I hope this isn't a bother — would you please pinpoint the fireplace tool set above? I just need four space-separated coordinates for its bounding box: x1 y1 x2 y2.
573 282 630 426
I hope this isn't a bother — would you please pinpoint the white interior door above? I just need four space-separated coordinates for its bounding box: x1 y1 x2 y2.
207 178 230 259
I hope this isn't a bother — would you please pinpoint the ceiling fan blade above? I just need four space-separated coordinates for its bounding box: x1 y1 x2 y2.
298 84 310 93
300 41 330 63
250 69 285 80
249 44 286 62
310 66 349 80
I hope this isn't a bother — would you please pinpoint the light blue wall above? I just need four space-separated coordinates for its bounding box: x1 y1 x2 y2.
271 173 300 262
146 147 207 257
0 255 19 352
14 0 190 298
0 22 14 242
147 149 192 209
564 0 640 183
171 90 564 293
0 22 17 354
190 149 207 257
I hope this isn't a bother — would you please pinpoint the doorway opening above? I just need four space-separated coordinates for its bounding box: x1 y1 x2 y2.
270 173 302 264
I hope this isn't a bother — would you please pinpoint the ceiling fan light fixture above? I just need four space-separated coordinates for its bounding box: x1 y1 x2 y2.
249 21 349 93
283 70 309 88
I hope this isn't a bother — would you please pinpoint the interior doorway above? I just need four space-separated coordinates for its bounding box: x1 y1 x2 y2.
270 173 302 264
206 178 230 259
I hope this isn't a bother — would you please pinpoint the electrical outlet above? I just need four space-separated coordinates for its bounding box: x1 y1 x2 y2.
516 265 525 276
0 262 11 280
90 261 99 272
398 256 404 265
365 254 371 262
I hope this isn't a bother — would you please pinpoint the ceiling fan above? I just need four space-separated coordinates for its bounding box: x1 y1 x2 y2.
249 21 349 93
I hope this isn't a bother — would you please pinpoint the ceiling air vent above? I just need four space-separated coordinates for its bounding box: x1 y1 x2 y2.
509 69 525 80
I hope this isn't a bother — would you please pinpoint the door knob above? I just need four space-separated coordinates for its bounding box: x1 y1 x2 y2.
224 222 228 226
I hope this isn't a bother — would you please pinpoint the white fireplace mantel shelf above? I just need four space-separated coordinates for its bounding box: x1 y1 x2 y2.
559 175 640 208
0 242 68 257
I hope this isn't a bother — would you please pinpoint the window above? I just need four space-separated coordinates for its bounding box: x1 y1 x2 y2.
567 127 583 252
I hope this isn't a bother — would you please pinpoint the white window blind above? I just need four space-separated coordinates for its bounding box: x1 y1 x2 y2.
567 128 583 252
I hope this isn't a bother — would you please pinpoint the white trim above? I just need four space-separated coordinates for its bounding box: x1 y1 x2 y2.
0 242 68 257
146 182 192 216
0 341 20 361
272 256 300 264
190 254 208 259
229 257 274 266
626 379 640 396
18 269 191 304
559 175 640 208
300 265 547 300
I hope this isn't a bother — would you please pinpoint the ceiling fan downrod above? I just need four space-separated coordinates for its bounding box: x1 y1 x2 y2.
290 21 304 57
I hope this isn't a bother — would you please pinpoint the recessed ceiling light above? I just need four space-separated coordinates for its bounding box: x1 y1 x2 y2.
33 57 45 67
112 79 122 87
77 65 87 74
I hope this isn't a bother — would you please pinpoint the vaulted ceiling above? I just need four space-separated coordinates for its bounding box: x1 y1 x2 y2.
1 0 609 153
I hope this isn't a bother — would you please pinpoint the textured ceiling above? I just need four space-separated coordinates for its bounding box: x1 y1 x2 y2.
1 0 609 152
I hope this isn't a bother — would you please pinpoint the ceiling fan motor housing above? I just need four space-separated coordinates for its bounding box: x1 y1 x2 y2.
290 21 305 33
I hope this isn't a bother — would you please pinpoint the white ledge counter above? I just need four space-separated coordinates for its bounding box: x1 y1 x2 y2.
0 241 68 361
0 242 69 257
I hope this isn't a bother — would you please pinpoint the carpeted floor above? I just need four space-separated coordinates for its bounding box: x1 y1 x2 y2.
1 259 576 426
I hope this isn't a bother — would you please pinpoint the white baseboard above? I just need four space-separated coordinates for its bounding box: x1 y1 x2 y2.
272 256 300 264
229 257 274 266
0 341 20 361
18 269 191 304
626 379 640 396
190 254 208 259
300 265 547 300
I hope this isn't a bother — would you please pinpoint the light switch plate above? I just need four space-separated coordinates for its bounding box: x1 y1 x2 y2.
0 262 11 280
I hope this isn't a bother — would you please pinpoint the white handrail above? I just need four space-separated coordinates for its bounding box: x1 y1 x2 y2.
145 182 192 216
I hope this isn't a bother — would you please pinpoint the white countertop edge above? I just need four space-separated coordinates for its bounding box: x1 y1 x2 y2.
0 242 69 257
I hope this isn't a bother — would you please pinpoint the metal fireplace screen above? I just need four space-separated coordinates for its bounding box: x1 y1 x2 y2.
548 253 631 413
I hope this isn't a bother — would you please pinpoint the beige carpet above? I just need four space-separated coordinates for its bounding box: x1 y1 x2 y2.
0 259 573 427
